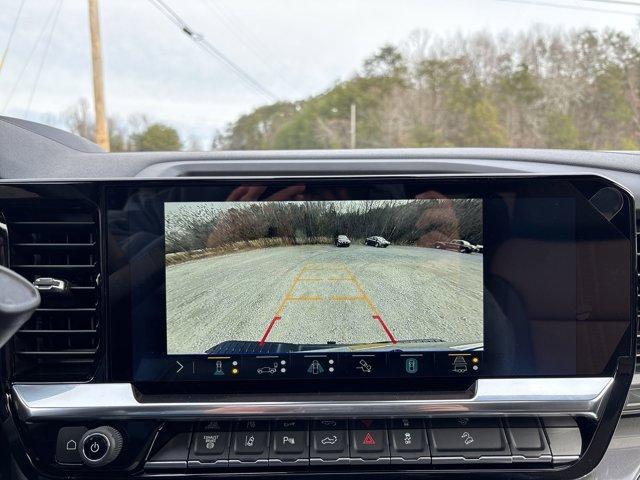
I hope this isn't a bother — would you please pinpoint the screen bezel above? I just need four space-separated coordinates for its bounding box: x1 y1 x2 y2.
104 174 636 393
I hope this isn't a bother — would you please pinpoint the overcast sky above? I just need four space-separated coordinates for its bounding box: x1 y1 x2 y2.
1 0 638 148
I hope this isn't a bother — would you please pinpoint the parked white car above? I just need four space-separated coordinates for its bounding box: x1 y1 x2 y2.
335 235 351 247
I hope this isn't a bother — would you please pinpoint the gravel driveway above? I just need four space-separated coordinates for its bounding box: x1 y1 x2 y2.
166 245 483 354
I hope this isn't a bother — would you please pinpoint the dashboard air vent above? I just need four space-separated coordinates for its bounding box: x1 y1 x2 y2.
5 205 101 382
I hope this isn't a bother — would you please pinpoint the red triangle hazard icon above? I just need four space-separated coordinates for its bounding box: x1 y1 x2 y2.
362 432 376 446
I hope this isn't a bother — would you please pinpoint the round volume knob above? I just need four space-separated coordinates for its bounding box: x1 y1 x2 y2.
79 426 122 467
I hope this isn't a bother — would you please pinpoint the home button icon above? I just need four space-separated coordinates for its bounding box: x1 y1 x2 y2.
55 427 88 465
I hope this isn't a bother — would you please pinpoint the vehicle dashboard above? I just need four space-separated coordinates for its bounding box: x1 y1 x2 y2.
1 117 640 480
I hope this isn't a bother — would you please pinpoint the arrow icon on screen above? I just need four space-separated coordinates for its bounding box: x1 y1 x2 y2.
176 361 184 373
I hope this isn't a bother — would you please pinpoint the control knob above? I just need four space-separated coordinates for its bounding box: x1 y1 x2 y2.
79 426 122 467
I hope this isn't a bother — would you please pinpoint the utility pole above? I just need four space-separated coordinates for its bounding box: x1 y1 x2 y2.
88 0 109 151
350 103 357 149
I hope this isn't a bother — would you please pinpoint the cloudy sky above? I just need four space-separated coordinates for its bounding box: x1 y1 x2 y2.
1 0 638 148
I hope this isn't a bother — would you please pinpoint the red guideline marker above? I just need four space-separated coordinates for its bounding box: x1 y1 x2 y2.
258 316 281 346
373 315 397 344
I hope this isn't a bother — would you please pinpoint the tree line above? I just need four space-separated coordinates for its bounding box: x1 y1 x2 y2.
216 27 640 151
62 26 639 152
165 199 482 254
62 98 188 152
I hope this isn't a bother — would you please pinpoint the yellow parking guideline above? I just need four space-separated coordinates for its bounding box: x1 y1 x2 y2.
272 262 381 318
274 265 308 317
330 295 367 301
298 277 350 282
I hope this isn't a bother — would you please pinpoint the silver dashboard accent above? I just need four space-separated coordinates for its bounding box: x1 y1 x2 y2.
228 459 269 467
268 458 309 465
310 457 350 465
511 453 552 464
431 455 513 464
187 459 228 469
553 455 580 465
12 378 613 421
349 457 391 464
33 277 68 293
389 456 430 464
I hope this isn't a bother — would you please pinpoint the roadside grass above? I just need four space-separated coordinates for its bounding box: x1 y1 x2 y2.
166 236 334 266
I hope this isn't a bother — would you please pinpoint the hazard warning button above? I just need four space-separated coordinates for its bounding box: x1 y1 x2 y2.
350 429 389 464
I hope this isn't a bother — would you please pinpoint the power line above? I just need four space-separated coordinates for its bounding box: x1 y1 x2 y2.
25 0 63 117
202 0 268 63
0 0 27 75
204 0 300 95
146 0 278 102
201 0 301 97
1 0 60 113
214 0 299 86
497 0 640 15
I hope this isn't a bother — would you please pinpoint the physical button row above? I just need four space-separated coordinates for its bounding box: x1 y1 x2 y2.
186 419 428 468
145 417 582 469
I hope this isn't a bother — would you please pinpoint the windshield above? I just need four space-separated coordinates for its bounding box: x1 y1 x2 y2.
1 0 638 152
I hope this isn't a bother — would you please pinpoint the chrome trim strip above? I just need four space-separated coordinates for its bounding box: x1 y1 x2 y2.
349 458 390 464
268 458 309 465
187 460 228 468
228 459 269 467
310 457 350 465
511 454 552 463
389 456 431 464
432 455 513 464
553 455 580 465
12 378 613 421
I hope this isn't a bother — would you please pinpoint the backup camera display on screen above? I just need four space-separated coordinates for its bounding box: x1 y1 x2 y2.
164 199 483 355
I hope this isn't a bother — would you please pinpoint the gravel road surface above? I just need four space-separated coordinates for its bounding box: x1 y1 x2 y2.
166 245 483 354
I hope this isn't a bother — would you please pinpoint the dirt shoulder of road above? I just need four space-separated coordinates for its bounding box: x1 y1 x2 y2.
166 237 334 266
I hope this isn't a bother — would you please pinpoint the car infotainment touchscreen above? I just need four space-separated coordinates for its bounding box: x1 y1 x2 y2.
164 199 483 356
106 176 635 388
